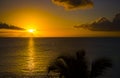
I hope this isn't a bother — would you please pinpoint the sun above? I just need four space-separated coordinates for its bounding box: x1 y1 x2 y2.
27 29 36 33
26 28 38 37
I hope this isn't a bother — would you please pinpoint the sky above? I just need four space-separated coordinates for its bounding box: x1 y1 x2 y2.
0 0 120 37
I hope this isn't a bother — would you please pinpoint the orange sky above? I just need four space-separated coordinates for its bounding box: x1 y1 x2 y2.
0 0 120 37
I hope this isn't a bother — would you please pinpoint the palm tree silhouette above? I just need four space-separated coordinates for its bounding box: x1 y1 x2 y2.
47 50 112 78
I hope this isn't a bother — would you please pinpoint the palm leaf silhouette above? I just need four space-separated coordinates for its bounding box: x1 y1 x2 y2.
90 58 112 78
48 50 112 78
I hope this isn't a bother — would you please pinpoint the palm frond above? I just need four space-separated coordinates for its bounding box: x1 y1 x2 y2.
47 50 112 78
57 55 75 68
76 50 86 60
90 58 112 78
48 56 69 74
48 63 58 73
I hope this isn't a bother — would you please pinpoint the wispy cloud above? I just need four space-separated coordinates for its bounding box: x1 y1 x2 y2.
74 13 120 31
0 23 25 30
52 0 94 10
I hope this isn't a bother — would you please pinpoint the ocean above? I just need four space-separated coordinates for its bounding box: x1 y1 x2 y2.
0 37 120 78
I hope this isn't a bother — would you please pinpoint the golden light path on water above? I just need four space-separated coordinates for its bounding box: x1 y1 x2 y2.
21 37 59 76
26 38 54 75
28 38 35 73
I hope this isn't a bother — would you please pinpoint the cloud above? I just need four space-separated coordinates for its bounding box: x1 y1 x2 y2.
74 13 120 31
0 23 25 30
52 0 94 10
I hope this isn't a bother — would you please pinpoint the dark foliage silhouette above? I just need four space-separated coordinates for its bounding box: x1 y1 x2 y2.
47 50 112 78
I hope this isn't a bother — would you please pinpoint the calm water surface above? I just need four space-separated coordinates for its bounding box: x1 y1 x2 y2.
0 37 120 78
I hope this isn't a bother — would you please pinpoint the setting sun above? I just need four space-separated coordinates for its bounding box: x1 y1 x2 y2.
27 29 36 33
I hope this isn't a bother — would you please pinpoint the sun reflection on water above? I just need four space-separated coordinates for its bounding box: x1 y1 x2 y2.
25 38 58 75
27 38 35 73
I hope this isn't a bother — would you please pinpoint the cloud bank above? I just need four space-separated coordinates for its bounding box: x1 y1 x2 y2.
0 23 25 30
74 13 120 31
52 0 94 10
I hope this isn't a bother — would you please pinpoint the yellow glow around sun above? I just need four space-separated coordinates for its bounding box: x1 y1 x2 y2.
27 29 36 33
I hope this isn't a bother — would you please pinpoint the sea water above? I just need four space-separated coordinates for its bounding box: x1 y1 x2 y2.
0 37 120 78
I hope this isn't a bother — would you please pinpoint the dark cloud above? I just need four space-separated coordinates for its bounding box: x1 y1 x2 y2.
74 13 120 31
52 0 94 10
0 23 25 30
